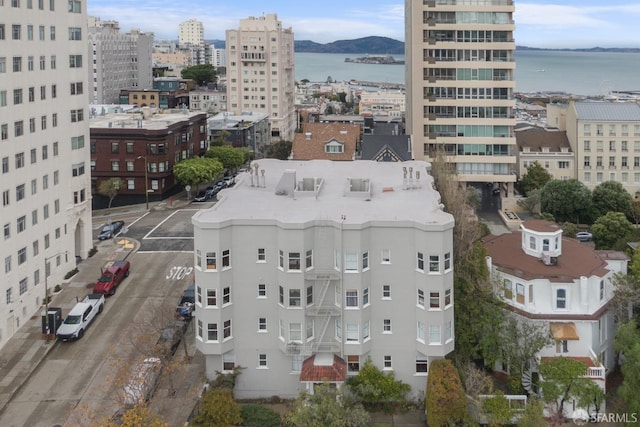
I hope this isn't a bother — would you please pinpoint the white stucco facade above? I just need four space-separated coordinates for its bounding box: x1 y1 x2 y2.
192 160 455 399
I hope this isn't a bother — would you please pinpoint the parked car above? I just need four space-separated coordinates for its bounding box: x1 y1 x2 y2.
123 357 162 408
576 231 593 242
98 220 125 240
176 284 195 321
205 186 218 198
224 176 235 187
193 191 209 202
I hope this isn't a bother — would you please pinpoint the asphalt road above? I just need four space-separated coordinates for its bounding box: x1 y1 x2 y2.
0 206 201 427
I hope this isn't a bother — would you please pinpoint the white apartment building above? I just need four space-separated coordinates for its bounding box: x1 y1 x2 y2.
192 160 455 399
405 0 517 194
485 220 627 416
359 90 406 119
210 44 227 67
178 18 204 47
87 17 153 104
0 0 93 347
555 101 640 197
226 14 297 142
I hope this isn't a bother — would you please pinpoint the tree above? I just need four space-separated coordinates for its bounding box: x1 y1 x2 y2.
517 188 541 215
459 361 494 399
591 211 633 249
538 357 602 422
614 320 640 417
610 272 640 324
482 391 515 427
519 161 552 196
498 314 553 386
96 405 169 427
630 200 640 225
181 64 217 86
172 157 223 195
191 388 242 426
517 398 547 427
205 146 245 171
266 140 292 160
210 130 230 147
425 359 470 426
346 357 410 411
283 383 370 427
540 179 593 224
592 180 632 218
98 178 123 209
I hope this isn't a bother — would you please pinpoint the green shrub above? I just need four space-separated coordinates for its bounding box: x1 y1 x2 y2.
54 285 62 293
240 403 281 427
88 246 97 257
64 268 79 280
426 359 470 426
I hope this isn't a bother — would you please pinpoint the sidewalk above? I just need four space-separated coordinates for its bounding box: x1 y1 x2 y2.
0 193 194 418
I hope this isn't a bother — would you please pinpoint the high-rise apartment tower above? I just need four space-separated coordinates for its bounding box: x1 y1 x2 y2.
178 18 204 47
0 0 93 348
405 0 517 194
226 14 297 144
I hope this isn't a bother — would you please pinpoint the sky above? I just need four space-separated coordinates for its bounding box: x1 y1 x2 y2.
87 0 640 49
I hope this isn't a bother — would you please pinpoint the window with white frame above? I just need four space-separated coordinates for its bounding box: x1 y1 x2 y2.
382 284 391 299
417 289 425 308
223 352 235 371
279 286 284 305
223 320 232 340
306 318 314 339
258 283 266 298
429 325 441 344
516 283 525 304
345 253 358 271
430 291 440 309
258 317 267 332
362 251 369 270
197 320 203 339
196 285 202 305
257 248 266 262
346 290 358 307
444 252 451 271
222 249 230 268
346 323 359 342
305 250 313 269
335 319 342 339
206 252 216 270
417 321 425 342
556 288 567 309
362 288 369 306
207 323 218 341
383 319 392 333
445 288 452 307
306 285 313 305
206 289 217 307
555 340 568 353
292 354 303 372
278 250 284 269
383 355 392 369
429 255 440 272
503 279 513 300
363 320 370 341
416 357 429 374
347 355 360 372
258 353 267 368
289 323 302 342
599 280 604 301
289 289 301 307
417 252 424 271
222 287 230 305
288 252 300 270
445 321 452 342
381 249 391 263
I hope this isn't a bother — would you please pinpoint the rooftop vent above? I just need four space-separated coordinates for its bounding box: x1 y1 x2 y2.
305 132 312 140
542 252 558 266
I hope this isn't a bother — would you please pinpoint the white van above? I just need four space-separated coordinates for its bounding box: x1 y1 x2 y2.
123 357 162 408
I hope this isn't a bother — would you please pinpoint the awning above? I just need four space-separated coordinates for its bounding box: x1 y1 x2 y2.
299 353 346 383
550 322 580 340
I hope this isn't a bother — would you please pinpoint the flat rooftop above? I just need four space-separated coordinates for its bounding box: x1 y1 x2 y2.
90 110 204 130
193 159 454 228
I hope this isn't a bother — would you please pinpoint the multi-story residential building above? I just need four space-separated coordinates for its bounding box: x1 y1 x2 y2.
405 0 517 195
87 17 153 104
291 123 361 161
192 159 455 399
190 89 227 113
359 90 406 119
226 14 297 142
557 101 640 197
210 44 227 68
515 124 573 181
90 109 208 208
485 220 627 415
178 19 204 47
0 0 93 348
208 112 270 155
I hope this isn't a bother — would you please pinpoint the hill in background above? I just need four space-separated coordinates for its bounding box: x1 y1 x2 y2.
207 36 404 54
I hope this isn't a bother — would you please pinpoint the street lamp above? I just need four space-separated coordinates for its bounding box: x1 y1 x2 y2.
44 251 67 343
137 155 149 210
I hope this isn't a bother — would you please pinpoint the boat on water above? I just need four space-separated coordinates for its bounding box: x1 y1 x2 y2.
344 55 404 65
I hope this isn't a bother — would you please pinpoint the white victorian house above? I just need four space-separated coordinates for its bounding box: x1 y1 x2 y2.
484 220 628 416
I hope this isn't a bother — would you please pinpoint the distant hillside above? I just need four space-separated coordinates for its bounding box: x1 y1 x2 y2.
517 45 640 53
295 36 404 54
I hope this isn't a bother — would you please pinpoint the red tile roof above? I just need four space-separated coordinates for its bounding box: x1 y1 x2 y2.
299 354 346 382
521 219 562 233
484 232 610 282
292 122 360 160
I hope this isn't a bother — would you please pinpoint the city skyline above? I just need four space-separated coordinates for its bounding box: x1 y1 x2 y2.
87 0 640 48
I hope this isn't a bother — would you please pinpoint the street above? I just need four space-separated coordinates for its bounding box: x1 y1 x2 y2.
0 204 205 426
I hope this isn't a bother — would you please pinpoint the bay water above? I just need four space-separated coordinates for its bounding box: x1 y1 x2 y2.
295 50 640 96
